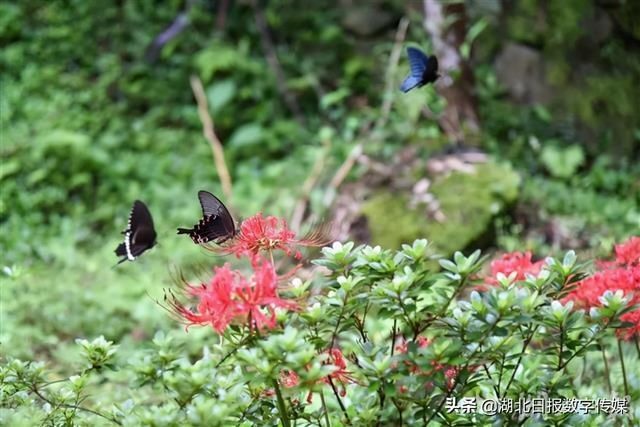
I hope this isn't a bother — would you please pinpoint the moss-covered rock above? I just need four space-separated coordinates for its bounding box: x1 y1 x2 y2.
361 162 520 256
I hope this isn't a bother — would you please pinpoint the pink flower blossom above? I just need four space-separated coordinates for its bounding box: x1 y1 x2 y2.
280 369 300 388
166 259 298 333
307 348 357 403
217 213 331 260
485 251 544 286
614 236 640 266
564 237 640 340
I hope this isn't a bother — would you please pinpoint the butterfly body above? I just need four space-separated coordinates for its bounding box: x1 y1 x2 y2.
115 200 157 264
400 46 439 93
177 191 236 245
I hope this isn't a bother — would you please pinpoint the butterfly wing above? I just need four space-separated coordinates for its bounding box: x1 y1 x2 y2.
115 200 156 263
198 190 236 238
195 216 233 243
198 191 226 217
422 55 439 84
130 200 155 234
131 223 157 256
400 75 423 93
406 47 429 78
189 191 236 244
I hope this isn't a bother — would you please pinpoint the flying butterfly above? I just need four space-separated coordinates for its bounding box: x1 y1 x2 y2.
114 200 157 265
400 46 439 93
177 190 237 245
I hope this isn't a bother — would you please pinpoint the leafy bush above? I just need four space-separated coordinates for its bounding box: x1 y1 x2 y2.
3 231 638 426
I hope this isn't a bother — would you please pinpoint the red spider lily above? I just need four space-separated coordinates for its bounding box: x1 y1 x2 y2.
216 213 331 260
614 236 640 266
617 310 640 341
565 267 640 309
564 265 640 340
165 264 238 332
394 336 469 391
307 348 357 403
262 369 300 398
165 259 299 333
234 259 299 331
564 237 640 341
484 251 544 286
322 348 356 395
280 369 300 388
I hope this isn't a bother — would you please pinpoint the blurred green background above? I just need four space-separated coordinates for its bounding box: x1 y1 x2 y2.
1 0 639 370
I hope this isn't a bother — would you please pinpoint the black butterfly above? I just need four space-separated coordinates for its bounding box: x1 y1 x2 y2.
400 47 439 93
177 191 236 245
115 200 157 264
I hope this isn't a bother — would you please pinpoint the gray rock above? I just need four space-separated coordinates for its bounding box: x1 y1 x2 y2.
494 42 553 105
341 6 395 37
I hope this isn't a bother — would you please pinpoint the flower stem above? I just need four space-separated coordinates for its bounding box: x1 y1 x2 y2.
390 319 397 357
502 324 538 398
634 336 640 359
557 324 564 370
29 385 121 425
426 317 501 424
273 380 291 427
600 342 611 394
327 376 351 425
320 390 331 427
617 339 629 396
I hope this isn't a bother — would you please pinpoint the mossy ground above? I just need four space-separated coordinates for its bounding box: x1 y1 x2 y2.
361 161 521 255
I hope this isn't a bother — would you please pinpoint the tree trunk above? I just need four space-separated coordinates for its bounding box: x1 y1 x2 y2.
423 0 480 144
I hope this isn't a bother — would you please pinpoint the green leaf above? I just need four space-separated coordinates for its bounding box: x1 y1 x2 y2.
540 143 585 179
207 80 236 114
320 88 351 110
228 124 264 149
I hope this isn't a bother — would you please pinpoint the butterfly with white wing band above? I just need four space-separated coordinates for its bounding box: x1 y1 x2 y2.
114 200 157 265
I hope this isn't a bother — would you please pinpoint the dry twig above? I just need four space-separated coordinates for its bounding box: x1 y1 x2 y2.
375 17 410 132
322 143 363 207
322 17 410 207
290 140 330 232
189 75 233 201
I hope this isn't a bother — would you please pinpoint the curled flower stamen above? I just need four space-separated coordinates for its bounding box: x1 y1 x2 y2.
207 213 334 260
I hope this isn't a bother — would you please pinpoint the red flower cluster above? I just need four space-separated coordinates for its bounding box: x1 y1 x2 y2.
485 251 544 286
395 336 431 355
167 212 332 333
394 336 431 373
216 213 331 261
261 369 300 398
565 236 640 340
395 336 461 391
167 258 299 333
306 348 356 403
320 348 356 396
614 236 640 266
280 369 300 388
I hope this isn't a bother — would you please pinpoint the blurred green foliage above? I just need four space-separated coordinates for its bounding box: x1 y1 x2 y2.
1 0 390 265
3 0 638 266
1 2 639 422
504 0 640 156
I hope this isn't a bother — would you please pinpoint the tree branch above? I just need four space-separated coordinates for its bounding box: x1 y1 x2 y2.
190 75 233 201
